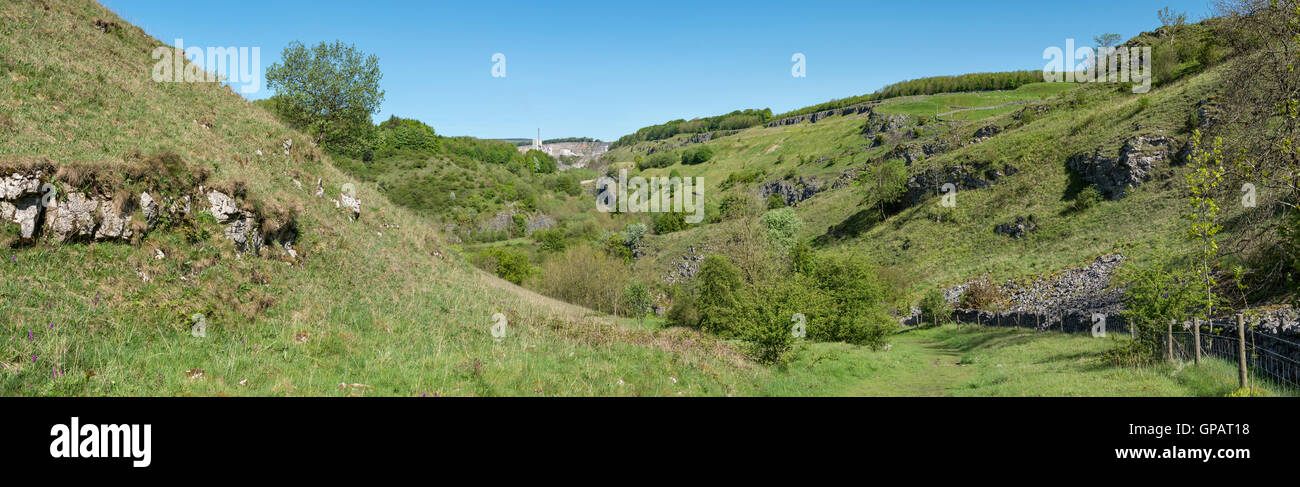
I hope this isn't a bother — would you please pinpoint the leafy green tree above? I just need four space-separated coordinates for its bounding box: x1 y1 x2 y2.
918 288 951 328
653 211 688 234
869 158 909 219
696 255 745 336
1093 33 1122 48
266 41 384 155
623 281 652 323
1186 130 1225 319
1115 253 1207 362
760 208 803 252
532 229 567 252
472 248 536 285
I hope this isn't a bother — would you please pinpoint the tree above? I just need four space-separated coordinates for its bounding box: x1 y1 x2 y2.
760 208 803 253
1186 130 1225 320
870 158 909 220
1157 7 1188 41
623 281 652 324
1093 33 1122 48
266 41 385 155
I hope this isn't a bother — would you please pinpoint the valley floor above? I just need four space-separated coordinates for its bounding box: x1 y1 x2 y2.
756 325 1295 397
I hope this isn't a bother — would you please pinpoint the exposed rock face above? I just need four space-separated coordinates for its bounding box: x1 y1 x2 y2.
524 213 555 235
93 203 132 240
662 246 707 284
994 215 1038 239
2 196 41 239
140 192 159 228
859 111 911 137
1013 104 1049 121
3 171 293 256
972 124 1001 142
0 173 42 200
759 176 827 207
887 141 950 165
1068 134 1178 199
206 191 240 223
904 162 1017 205
224 216 263 254
341 192 361 221
643 130 739 155
766 103 874 128
205 190 269 254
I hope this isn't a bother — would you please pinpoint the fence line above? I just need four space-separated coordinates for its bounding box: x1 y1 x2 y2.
1155 322 1300 390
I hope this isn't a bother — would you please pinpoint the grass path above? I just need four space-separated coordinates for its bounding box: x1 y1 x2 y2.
765 325 1296 397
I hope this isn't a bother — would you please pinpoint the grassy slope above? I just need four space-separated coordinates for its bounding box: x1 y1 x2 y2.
604 67 1234 294
0 0 776 396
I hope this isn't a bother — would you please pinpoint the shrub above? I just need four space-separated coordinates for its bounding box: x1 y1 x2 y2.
532 229 567 252
766 193 787 209
681 145 715 165
696 255 746 336
960 280 1005 310
622 222 647 248
1073 185 1102 212
536 244 627 315
640 151 678 170
917 288 951 328
622 281 652 321
653 211 688 234
802 253 898 347
471 247 536 285
602 233 633 262
665 290 700 328
1110 253 1209 364
761 207 803 252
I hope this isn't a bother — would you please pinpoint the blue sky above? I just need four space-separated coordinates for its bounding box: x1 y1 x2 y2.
102 0 1213 141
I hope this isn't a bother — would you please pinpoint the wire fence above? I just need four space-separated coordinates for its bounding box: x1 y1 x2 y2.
1152 322 1300 390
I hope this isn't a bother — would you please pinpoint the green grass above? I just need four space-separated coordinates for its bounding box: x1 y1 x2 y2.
757 325 1294 396
875 82 1077 118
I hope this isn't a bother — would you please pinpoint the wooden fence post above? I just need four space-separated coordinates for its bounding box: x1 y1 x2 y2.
1237 313 1248 390
1167 320 1174 362
1193 317 1201 366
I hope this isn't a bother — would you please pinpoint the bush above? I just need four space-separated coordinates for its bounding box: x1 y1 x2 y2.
602 233 633 262
960 280 1005 310
802 253 898 347
761 207 803 252
1073 185 1102 212
696 255 746 336
471 247 536 285
622 281 651 321
665 290 700 328
536 245 627 315
640 151 678 170
766 193 787 209
622 222 647 248
1110 253 1209 364
917 288 951 328
653 211 688 234
681 145 715 165
532 229 567 252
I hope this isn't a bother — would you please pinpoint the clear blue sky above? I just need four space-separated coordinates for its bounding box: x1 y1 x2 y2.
102 0 1212 141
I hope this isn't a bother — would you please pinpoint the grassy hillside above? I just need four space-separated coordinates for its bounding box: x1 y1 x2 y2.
0 0 777 396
